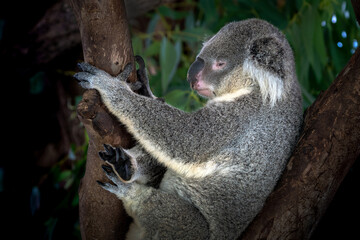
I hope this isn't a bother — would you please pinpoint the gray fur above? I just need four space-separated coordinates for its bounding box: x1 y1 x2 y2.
75 19 303 239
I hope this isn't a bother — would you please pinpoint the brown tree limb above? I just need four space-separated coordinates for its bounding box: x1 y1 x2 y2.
241 1 360 239
68 0 136 239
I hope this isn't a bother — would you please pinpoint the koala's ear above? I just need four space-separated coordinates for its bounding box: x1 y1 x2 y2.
248 37 285 79
243 37 286 106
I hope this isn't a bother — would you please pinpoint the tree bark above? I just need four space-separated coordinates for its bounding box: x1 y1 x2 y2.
241 1 360 239
68 0 135 239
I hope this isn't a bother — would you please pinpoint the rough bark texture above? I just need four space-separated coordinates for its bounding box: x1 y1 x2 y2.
241 1 360 238
68 0 135 239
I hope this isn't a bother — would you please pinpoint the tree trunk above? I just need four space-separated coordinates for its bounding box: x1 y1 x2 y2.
68 0 135 239
241 1 360 239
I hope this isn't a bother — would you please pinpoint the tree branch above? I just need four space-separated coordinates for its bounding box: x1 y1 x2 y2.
68 0 135 239
241 1 360 239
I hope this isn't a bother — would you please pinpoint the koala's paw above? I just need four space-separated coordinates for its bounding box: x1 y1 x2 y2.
74 62 132 91
98 144 133 181
74 62 104 89
97 165 129 198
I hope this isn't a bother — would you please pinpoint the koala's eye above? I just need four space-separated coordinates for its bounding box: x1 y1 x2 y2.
213 61 226 70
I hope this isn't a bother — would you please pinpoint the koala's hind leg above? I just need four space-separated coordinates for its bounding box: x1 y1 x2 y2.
98 164 209 239
99 144 134 182
99 144 166 187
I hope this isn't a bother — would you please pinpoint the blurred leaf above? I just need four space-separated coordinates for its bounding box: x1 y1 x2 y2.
313 11 327 66
173 27 213 45
30 186 40 215
132 37 143 56
165 89 189 110
59 170 71 181
329 37 344 73
158 6 188 20
287 23 310 89
300 6 317 79
149 71 162 97
144 41 161 57
68 147 76 160
301 85 316 107
146 14 160 47
160 37 181 94
64 177 75 190
29 72 45 94
185 10 195 30
253 0 287 28
45 218 58 240
75 95 82 106
72 194 79 207
165 90 204 112
199 0 218 26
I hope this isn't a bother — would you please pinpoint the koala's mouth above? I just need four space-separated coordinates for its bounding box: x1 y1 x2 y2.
190 79 215 98
195 88 213 98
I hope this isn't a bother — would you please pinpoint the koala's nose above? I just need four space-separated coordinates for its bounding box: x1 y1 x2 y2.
187 57 205 84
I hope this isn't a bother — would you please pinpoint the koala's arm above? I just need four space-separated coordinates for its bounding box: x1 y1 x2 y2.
74 63 232 171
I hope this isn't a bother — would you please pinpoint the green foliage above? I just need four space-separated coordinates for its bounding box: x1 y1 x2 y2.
41 136 88 239
132 0 359 110
29 72 46 94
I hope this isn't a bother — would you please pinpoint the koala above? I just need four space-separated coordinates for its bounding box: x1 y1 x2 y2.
74 18 303 240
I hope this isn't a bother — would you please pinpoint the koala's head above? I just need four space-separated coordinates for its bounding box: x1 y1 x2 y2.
187 19 296 106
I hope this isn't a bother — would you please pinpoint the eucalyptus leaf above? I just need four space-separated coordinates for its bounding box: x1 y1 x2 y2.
165 89 189 110
58 170 72 182
158 6 188 20
146 14 160 47
144 41 161 57
185 11 195 30
29 72 45 94
199 0 218 26
132 37 143 56
160 37 181 94
300 6 316 78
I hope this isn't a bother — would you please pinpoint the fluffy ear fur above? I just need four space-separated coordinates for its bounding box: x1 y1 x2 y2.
244 37 286 106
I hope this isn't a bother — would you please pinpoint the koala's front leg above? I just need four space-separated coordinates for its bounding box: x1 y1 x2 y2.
74 62 133 93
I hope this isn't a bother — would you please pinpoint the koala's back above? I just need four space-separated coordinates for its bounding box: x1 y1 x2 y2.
159 89 302 239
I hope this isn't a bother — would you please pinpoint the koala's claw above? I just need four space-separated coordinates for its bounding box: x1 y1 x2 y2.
96 180 106 187
77 62 99 74
99 144 133 181
75 62 133 91
97 165 126 195
101 164 114 174
73 71 93 88
117 63 133 82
